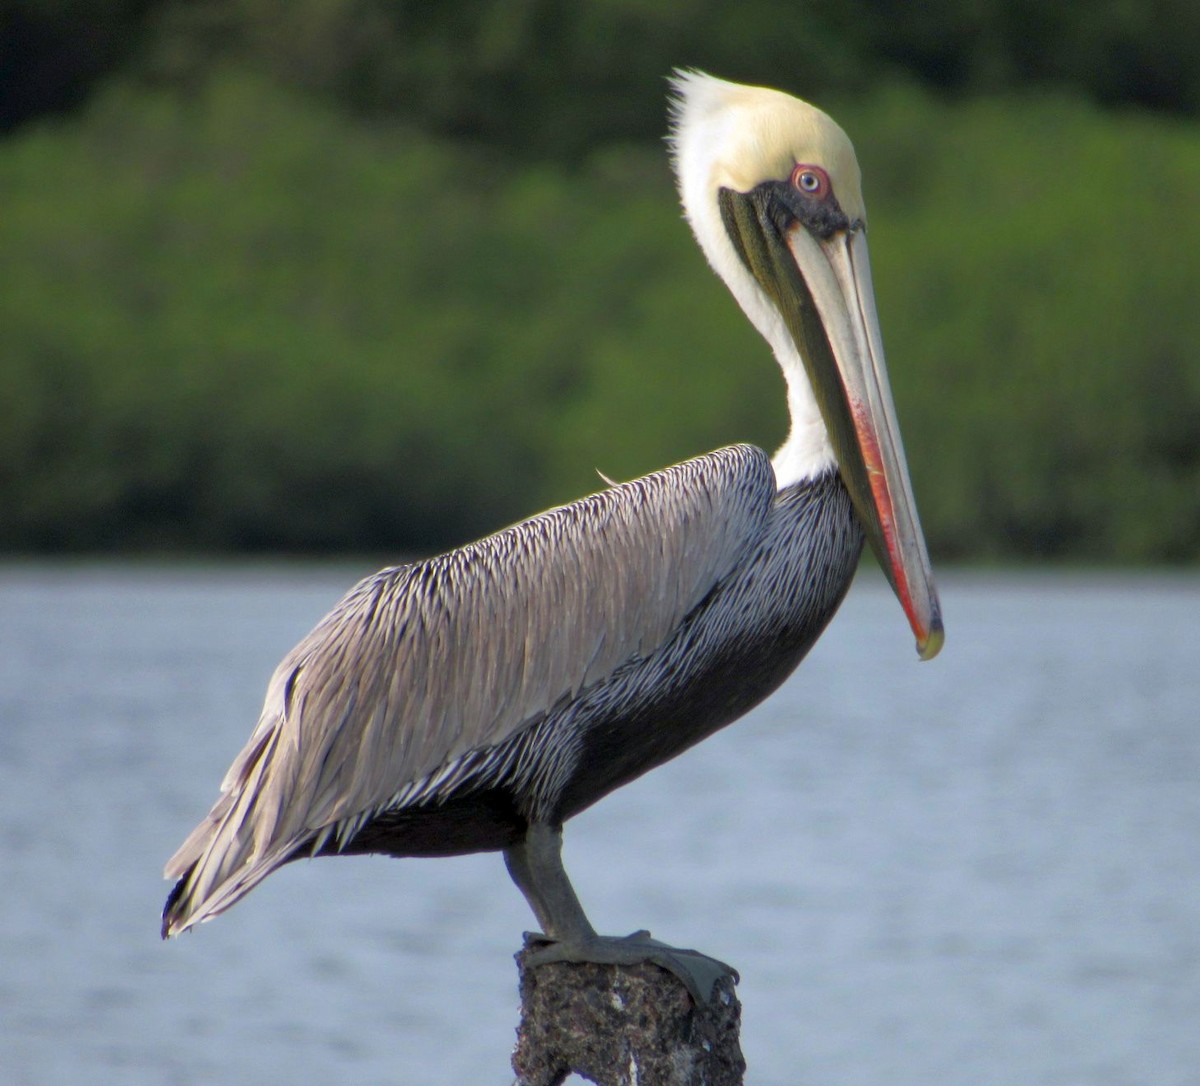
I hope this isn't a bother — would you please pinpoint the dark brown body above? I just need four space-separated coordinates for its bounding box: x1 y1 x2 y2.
335 470 861 862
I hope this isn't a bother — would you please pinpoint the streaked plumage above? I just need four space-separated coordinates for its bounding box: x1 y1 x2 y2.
164 71 942 1001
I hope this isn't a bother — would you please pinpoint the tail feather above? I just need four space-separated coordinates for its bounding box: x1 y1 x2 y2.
161 716 306 938
161 873 189 939
161 839 300 938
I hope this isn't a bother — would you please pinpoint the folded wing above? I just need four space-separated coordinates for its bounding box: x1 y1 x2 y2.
163 444 775 935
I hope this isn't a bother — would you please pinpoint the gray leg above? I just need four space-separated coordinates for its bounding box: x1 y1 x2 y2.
503 822 596 941
503 822 738 1004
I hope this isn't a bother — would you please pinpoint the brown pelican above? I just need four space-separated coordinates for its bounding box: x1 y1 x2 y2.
162 71 943 1002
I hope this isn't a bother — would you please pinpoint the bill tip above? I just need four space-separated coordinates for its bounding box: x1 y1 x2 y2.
916 620 945 661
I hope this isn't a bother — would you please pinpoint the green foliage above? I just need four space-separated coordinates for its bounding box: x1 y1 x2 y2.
7 1 1200 148
0 73 773 552
836 86 1200 561
133 0 860 158
1 73 1199 561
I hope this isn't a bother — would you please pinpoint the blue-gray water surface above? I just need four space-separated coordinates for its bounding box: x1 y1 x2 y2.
1 566 1197 1085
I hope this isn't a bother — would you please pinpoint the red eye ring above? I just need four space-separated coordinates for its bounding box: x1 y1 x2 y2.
790 163 831 198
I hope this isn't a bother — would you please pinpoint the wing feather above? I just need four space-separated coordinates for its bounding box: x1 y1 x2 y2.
163 444 774 933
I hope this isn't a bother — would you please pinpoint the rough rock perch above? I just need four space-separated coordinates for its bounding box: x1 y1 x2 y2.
513 948 745 1086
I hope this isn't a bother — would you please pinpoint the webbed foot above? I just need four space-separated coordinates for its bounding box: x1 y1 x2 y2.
521 928 738 1004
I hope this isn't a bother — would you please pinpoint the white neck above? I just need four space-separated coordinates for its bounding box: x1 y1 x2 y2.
771 339 836 486
669 72 837 491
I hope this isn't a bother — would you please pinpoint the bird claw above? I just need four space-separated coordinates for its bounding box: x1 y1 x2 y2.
520 929 738 1004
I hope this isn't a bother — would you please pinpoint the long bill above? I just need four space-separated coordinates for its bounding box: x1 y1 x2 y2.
720 190 944 660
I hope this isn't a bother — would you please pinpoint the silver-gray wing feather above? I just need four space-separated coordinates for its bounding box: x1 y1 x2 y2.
164 445 774 932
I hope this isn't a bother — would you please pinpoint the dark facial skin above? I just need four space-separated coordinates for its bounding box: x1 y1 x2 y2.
756 163 857 241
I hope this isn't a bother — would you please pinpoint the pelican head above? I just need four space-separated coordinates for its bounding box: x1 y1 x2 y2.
670 70 943 659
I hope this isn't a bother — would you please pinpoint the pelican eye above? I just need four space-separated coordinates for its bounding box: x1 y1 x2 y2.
789 164 831 198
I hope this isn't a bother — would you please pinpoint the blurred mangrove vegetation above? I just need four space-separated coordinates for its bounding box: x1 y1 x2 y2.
2 1 1199 560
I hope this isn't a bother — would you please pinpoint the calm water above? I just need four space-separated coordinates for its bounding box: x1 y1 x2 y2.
1 565 1198 1085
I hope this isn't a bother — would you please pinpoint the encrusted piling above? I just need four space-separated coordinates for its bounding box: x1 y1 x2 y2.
512 948 745 1086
